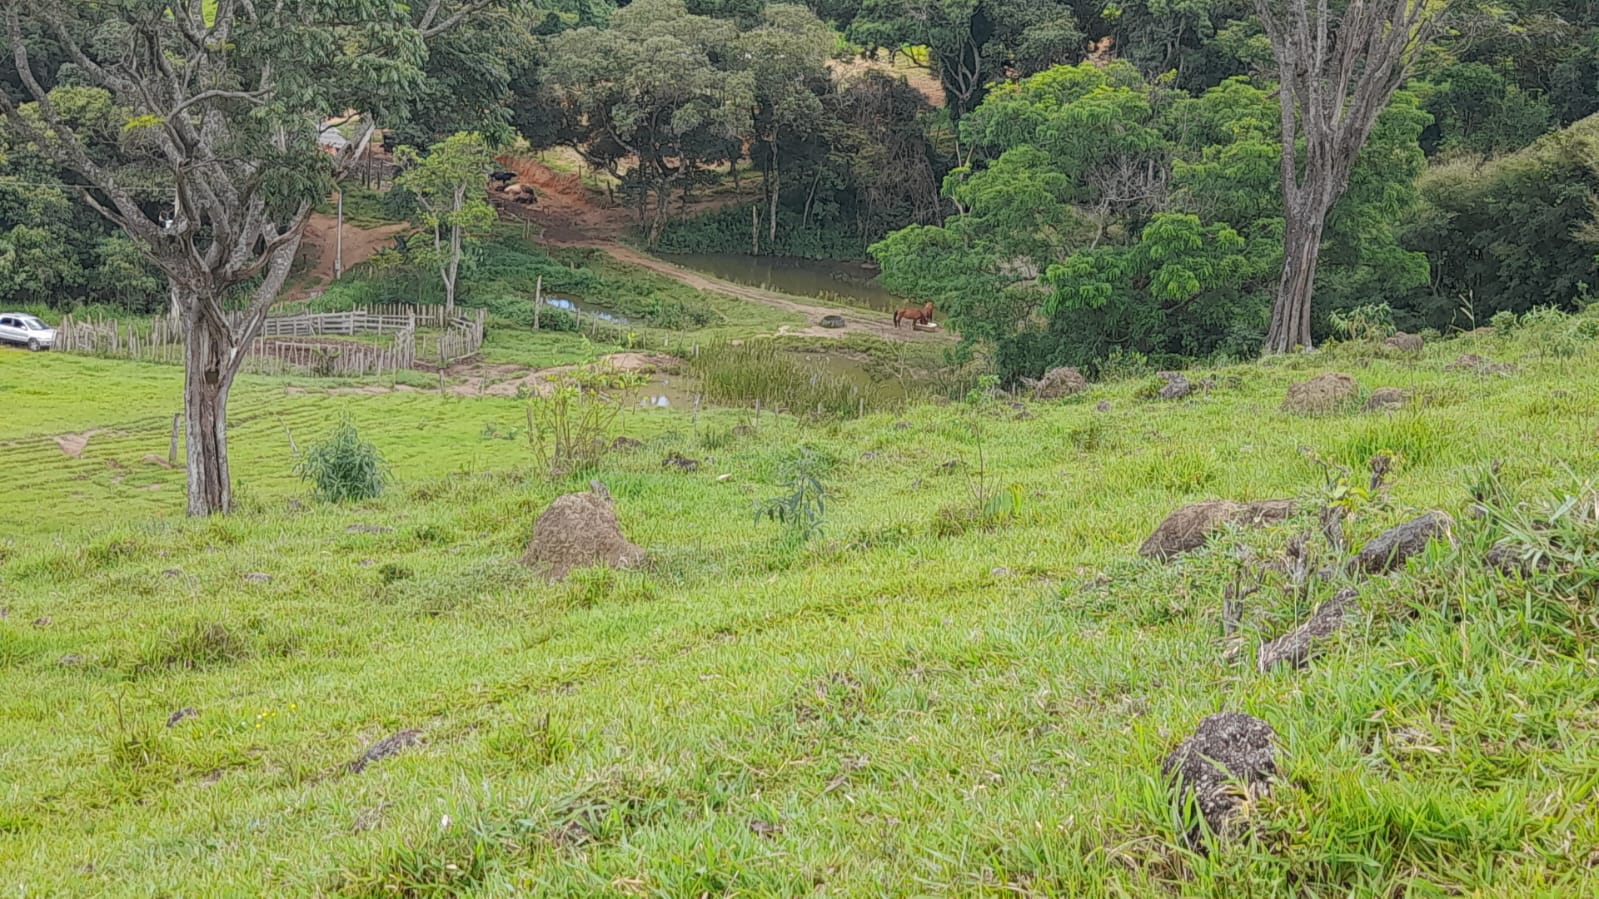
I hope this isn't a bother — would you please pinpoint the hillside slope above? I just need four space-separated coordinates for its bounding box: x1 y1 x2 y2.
3 322 1599 895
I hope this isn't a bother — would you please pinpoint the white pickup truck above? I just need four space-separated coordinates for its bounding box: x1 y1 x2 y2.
0 313 56 351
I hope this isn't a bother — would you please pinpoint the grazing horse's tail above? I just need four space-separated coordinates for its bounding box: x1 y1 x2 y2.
893 308 904 327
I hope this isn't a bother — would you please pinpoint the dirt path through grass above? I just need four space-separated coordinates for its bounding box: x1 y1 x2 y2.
495 158 950 344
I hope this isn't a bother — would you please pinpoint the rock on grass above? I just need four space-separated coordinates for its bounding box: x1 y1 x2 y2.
1383 332 1423 353
1163 712 1277 848
1139 499 1296 561
1365 387 1406 412
349 729 422 773
1356 511 1454 574
1282 372 1359 414
521 488 645 581
1257 587 1359 672
1034 366 1088 399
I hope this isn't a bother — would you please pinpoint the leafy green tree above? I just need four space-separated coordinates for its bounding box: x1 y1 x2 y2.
874 62 1431 379
845 0 1084 123
738 4 835 247
1402 115 1599 325
0 105 163 310
395 133 497 314
89 235 164 310
1421 62 1553 157
542 0 755 243
825 70 948 238
1 0 502 516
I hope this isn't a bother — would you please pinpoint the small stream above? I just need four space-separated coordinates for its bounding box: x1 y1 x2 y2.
661 252 904 312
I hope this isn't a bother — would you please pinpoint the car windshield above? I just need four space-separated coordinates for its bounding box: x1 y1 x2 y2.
20 317 47 330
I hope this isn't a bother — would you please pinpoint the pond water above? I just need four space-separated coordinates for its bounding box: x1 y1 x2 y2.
661 252 904 312
541 295 630 324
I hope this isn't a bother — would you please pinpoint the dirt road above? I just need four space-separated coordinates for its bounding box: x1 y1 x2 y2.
494 156 948 343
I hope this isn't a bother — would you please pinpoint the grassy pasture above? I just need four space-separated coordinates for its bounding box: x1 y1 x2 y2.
2 326 1599 895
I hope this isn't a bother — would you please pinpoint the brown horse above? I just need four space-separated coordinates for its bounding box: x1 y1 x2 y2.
894 302 934 328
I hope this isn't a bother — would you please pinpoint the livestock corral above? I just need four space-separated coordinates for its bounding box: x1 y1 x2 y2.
52 305 486 378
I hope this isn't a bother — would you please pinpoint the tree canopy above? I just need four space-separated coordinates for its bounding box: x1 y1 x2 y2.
872 63 1430 378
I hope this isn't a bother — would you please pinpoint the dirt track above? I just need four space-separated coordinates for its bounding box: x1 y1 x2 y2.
494 156 948 343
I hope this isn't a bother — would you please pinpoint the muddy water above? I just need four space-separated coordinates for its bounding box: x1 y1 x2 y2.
541 295 630 324
660 253 904 312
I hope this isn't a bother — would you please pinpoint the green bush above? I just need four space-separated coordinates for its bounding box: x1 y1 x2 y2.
1491 309 1520 335
1328 303 1397 342
1403 116 1599 327
655 204 868 260
296 420 391 503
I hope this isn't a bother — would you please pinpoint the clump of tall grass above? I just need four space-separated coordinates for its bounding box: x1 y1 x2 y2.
296 419 391 502
688 341 874 418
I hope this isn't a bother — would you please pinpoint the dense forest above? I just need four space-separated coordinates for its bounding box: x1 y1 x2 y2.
4 0 1599 378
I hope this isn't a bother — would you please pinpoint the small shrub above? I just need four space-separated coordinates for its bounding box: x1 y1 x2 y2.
755 449 828 541
1490 309 1519 336
1068 417 1116 452
377 563 413 584
1328 303 1397 342
296 420 391 503
484 712 578 768
1097 348 1153 382
525 376 631 477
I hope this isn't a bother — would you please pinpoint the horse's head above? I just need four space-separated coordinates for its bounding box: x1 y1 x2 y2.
923 302 935 315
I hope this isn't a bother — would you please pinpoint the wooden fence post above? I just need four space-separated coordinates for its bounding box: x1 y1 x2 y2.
168 413 181 466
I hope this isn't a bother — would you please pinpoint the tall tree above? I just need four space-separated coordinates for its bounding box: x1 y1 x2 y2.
1253 0 1445 352
846 0 1083 122
738 4 834 246
542 0 754 243
1 0 498 515
394 133 497 314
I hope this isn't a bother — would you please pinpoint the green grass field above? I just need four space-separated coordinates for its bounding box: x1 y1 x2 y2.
3 321 1599 895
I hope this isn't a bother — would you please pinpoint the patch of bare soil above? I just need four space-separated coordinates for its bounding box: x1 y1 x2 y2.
597 243 948 343
442 353 683 397
52 430 101 458
285 213 408 302
492 157 948 344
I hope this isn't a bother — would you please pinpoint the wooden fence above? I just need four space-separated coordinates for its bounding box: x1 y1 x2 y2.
54 305 481 376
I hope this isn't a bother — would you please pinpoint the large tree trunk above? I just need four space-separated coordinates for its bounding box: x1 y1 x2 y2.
1264 208 1326 353
648 180 671 246
181 297 236 516
176 234 300 517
